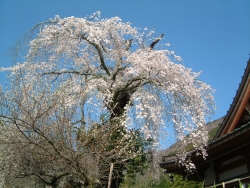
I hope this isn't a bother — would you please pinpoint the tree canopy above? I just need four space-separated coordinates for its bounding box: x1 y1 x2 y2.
0 12 215 187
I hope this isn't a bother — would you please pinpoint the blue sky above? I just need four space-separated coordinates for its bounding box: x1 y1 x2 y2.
0 0 250 122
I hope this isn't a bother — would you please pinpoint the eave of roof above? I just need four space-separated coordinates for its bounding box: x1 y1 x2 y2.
160 120 250 170
208 119 250 149
214 58 250 139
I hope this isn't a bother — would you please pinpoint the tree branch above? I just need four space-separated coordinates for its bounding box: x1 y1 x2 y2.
150 34 164 49
12 20 59 61
112 67 126 81
121 77 146 92
42 70 91 76
80 35 111 76
124 39 132 51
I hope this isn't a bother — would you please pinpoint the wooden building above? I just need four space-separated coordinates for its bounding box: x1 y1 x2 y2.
160 59 250 188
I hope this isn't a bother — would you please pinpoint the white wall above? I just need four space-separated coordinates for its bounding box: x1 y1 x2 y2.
204 166 216 186
219 164 248 182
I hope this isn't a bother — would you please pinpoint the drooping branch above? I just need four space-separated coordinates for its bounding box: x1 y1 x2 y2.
0 115 55 157
32 127 72 163
12 20 59 61
1 114 73 163
150 34 164 49
27 172 70 186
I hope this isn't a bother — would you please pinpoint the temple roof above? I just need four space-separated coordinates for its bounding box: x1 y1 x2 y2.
214 58 250 139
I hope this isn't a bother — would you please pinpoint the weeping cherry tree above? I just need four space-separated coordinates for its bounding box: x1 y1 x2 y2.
0 12 215 187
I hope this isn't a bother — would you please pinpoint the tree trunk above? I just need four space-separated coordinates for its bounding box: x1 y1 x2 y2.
108 163 114 188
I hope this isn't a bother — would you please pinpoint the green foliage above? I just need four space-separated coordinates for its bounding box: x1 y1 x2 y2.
239 180 250 188
208 125 220 142
121 173 203 188
155 174 203 188
166 123 221 157
76 117 153 187
213 182 216 188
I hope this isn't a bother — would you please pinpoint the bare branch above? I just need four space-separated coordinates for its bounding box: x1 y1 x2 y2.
150 34 164 49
